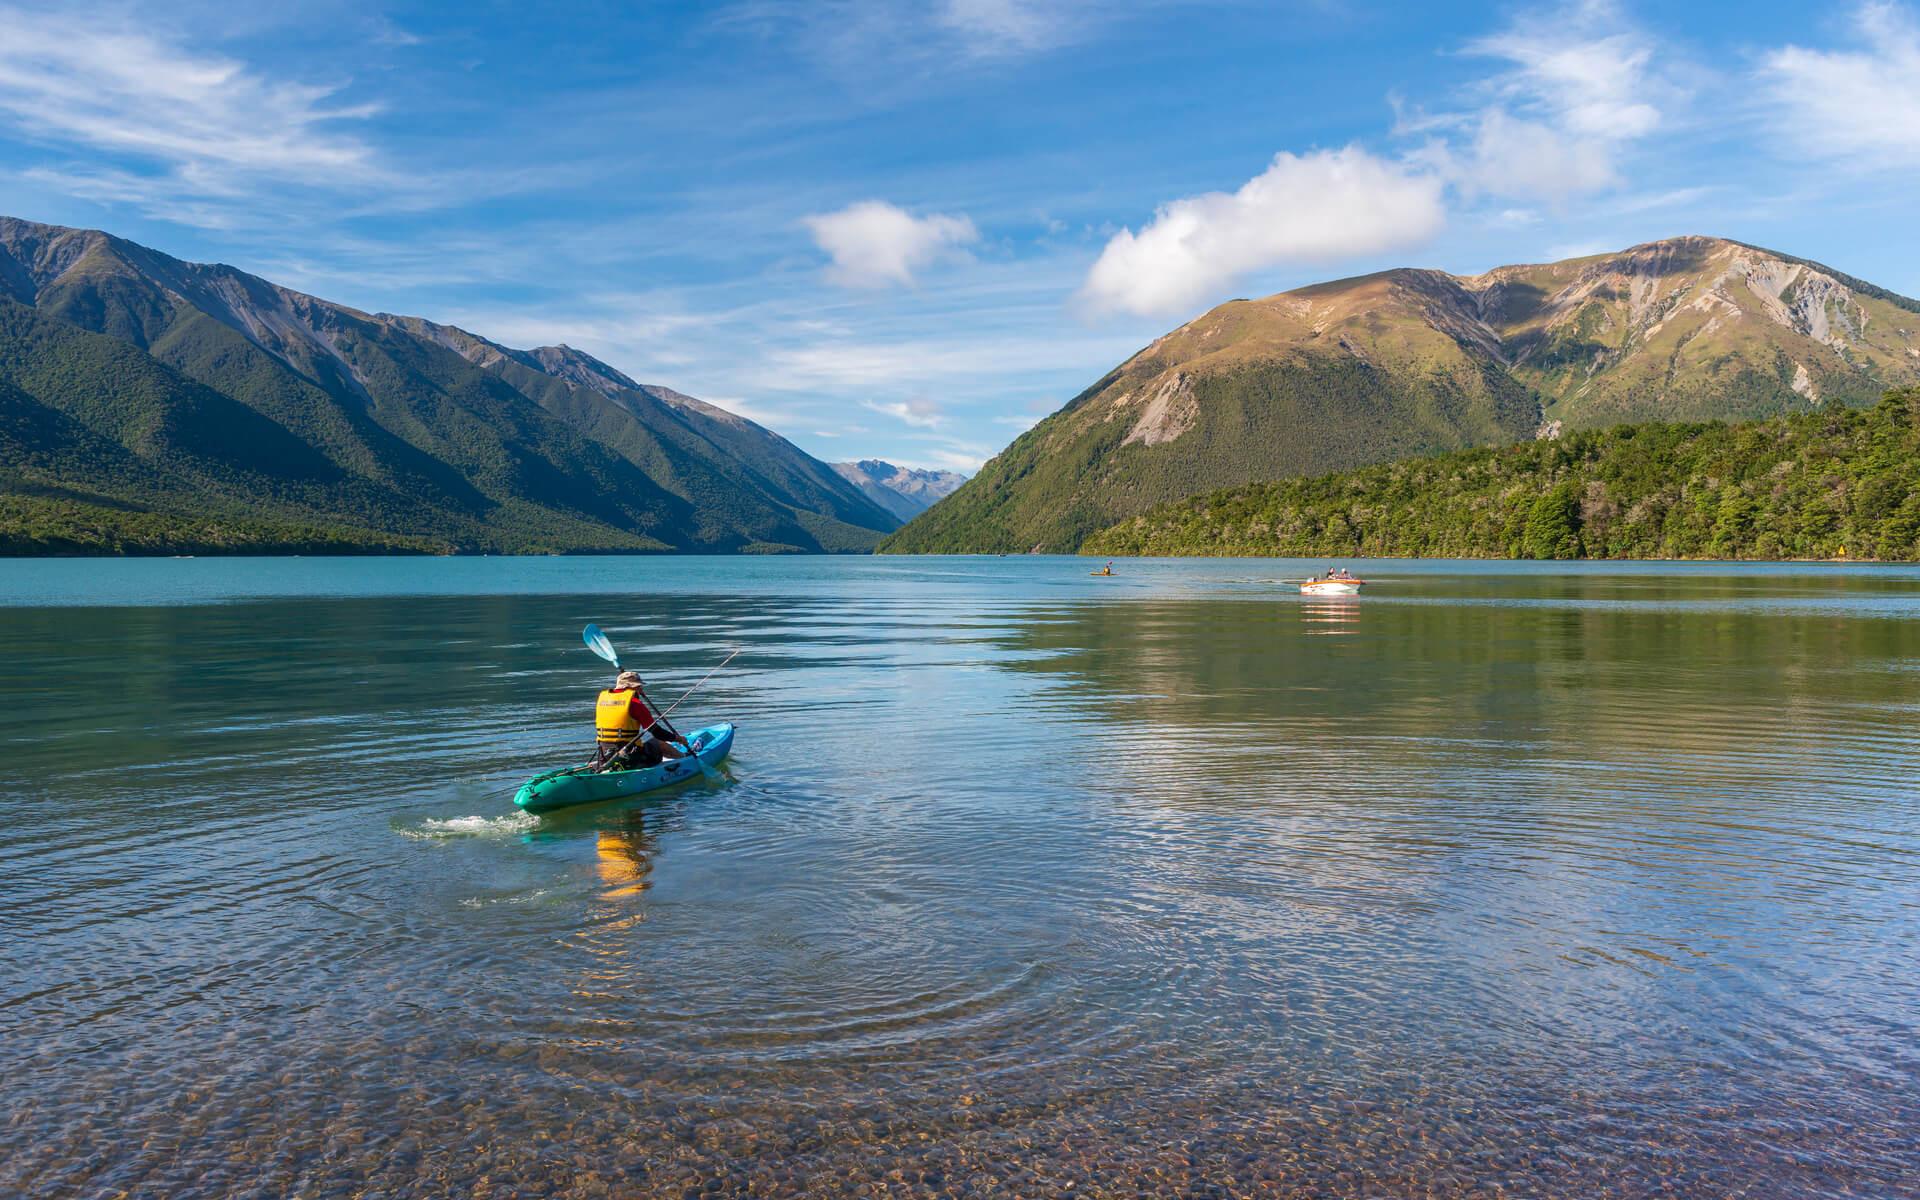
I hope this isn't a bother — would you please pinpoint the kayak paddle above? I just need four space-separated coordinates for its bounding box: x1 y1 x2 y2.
583 623 620 677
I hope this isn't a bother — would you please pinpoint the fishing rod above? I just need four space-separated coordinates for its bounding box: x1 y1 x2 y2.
660 648 740 719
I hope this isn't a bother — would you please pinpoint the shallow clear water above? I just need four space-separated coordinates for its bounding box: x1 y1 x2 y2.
2 556 1917 1198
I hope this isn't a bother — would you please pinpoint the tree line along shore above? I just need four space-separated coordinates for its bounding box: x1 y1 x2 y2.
9 389 1918 561
1082 388 1920 562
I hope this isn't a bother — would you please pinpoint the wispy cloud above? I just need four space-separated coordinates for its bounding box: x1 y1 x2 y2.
20 164 251 229
444 293 711 367
1442 0 1672 203
937 0 1075 56
919 445 996 471
1450 108 1620 202
1468 1 1661 142
0 5 390 223
1544 239 1616 260
1760 2 1920 169
714 0 1111 70
803 200 979 287
761 327 1137 390
1077 147 1447 318
695 393 810 429
865 396 946 428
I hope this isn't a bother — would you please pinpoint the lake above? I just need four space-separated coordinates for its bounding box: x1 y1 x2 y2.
2 556 1916 1198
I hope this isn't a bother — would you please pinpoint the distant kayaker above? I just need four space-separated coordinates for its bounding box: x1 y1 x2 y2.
595 670 685 768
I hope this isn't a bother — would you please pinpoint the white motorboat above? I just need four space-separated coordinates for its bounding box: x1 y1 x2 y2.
1300 573 1366 595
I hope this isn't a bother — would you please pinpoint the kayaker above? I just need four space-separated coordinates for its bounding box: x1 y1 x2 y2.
595 670 686 769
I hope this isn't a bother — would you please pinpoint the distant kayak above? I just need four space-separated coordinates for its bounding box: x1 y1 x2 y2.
513 722 734 814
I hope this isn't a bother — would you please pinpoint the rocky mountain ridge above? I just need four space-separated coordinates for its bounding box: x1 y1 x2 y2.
883 236 1920 554
0 215 898 554
830 459 968 521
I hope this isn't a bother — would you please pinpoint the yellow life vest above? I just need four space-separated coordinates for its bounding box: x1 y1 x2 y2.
596 687 649 744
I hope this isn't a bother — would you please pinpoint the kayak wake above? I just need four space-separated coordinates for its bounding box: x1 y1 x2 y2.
400 811 541 839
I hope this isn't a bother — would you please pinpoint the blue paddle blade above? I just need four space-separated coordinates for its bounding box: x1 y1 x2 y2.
687 743 720 782
582 624 619 666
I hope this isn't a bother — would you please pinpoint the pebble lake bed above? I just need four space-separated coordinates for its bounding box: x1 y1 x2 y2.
3 555 1916 1198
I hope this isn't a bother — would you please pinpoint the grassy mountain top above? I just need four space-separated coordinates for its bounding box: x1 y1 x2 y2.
884 236 1920 555
1084 388 1920 562
1464 236 1920 426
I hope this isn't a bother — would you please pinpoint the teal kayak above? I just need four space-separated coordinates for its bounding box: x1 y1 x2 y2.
513 722 734 814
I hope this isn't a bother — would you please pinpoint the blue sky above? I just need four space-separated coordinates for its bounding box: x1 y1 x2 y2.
2 1 1918 471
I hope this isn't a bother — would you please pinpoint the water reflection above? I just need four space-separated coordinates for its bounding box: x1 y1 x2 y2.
1300 595 1361 634
2 558 1917 1198
592 810 661 898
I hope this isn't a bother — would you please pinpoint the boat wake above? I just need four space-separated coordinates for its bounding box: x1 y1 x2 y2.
399 811 540 839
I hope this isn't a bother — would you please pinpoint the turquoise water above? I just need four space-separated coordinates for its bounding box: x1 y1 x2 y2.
3 556 1917 1198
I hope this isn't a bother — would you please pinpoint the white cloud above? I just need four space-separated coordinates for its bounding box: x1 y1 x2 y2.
1606 185 1715 214
0 6 387 213
1492 207 1541 226
937 0 1066 55
1761 2 1920 168
1544 239 1615 260
764 333 1121 389
921 446 994 471
698 394 808 428
1446 0 1668 203
715 0 1101 71
1077 146 1446 318
865 397 946 428
20 164 248 229
802 200 979 288
1460 109 1618 201
1468 2 1660 141
445 295 709 370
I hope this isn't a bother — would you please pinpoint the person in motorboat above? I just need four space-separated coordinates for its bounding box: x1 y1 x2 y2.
595 670 687 769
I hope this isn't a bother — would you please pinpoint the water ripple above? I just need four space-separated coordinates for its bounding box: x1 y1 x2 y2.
2 558 1917 1197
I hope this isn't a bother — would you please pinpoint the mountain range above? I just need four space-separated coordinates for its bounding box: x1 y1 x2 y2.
0 216 899 555
882 237 1920 554
11 223 1918 560
830 459 968 521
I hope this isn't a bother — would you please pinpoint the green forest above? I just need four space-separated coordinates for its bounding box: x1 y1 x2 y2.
1084 388 1920 561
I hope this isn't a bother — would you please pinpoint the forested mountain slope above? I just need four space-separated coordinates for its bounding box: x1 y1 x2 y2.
0 216 897 554
1085 388 1920 562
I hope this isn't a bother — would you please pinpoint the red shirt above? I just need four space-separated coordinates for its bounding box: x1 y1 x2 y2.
612 687 658 726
